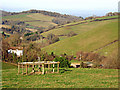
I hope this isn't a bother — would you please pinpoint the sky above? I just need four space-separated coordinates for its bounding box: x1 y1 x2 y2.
0 0 119 18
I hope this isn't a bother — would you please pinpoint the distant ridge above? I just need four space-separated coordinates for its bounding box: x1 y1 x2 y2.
2 9 83 26
0 10 12 16
1 9 83 20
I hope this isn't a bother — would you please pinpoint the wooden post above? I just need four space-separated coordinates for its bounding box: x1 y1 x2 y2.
57 63 59 73
38 64 40 72
22 64 24 75
42 63 44 74
32 64 35 73
18 63 20 74
53 64 55 73
26 65 28 75
48 64 50 73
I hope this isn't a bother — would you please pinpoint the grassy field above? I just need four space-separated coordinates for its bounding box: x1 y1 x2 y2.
97 15 118 20
2 13 34 21
27 13 55 21
26 21 57 28
41 19 117 37
2 62 118 88
25 13 57 28
1 25 11 29
42 19 118 55
95 41 118 56
2 13 55 22
2 13 57 28
59 36 69 41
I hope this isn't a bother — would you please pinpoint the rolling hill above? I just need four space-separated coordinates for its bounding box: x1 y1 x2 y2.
2 10 83 31
2 10 118 57
2 13 57 29
41 16 118 37
42 19 118 56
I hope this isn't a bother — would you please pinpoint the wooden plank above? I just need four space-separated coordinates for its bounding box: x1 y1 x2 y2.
19 61 60 65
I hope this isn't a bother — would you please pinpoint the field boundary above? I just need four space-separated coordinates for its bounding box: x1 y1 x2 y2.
2 61 18 66
91 40 118 52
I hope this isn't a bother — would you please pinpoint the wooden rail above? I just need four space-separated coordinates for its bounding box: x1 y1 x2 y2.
18 61 60 75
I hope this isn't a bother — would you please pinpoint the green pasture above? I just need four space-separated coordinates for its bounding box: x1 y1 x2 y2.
42 19 118 55
2 62 118 88
41 19 117 37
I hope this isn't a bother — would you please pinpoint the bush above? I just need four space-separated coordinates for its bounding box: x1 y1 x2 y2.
24 33 34 37
60 53 74 61
76 51 105 63
67 31 77 37
101 51 119 69
53 57 71 68
47 33 60 44
80 62 88 68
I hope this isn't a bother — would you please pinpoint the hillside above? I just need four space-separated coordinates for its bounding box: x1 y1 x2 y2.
42 19 118 56
2 13 57 29
1 10 12 16
2 10 83 32
95 41 118 56
2 10 118 57
41 16 118 37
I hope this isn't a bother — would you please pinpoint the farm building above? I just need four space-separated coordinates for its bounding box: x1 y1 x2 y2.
8 47 23 56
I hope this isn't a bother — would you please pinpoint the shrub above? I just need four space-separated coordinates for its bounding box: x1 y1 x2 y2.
47 33 60 44
53 57 71 68
24 33 34 37
67 31 77 37
76 51 105 63
101 51 119 69
60 53 74 61
47 33 55 40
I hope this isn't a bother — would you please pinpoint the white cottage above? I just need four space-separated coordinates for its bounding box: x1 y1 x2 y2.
8 47 23 56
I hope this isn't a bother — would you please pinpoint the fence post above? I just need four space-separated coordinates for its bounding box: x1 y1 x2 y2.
53 63 55 73
26 64 28 75
32 64 35 73
18 63 20 74
42 63 44 74
48 61 50 73
22 64 24 75
38 64 41 72
57 63 59 73
48 64 50 73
